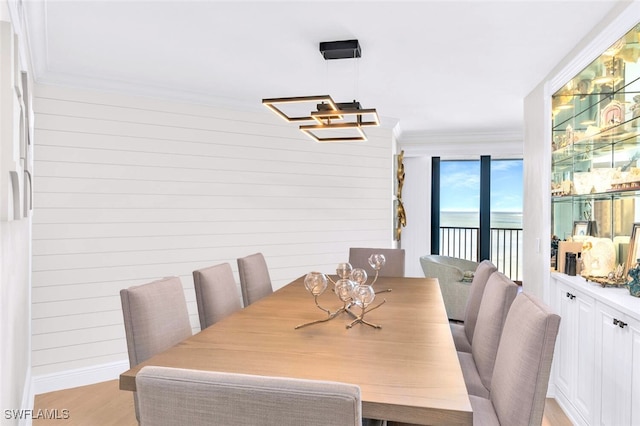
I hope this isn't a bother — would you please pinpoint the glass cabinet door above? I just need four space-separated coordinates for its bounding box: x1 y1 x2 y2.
551 23 640 270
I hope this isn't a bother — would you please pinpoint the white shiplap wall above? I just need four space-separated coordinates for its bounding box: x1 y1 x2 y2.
31 84 393 379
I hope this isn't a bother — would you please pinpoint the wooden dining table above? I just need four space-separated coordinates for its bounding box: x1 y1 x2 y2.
119 276 472 425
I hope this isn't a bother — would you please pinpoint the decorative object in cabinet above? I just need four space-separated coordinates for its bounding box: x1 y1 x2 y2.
572 220 593 237
584 263 627 288
581 237 616 277
627 261 640 296
600 99 625 128
557 241 583 273
625 222 640 277
630 94 640 124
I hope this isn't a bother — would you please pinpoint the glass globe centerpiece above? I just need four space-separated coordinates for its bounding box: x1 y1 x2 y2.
296 254 390 330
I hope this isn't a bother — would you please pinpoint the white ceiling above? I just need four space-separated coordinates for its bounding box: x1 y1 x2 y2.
22 0 626 139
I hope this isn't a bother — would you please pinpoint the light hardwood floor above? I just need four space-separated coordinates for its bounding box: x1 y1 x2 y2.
32 379 574 425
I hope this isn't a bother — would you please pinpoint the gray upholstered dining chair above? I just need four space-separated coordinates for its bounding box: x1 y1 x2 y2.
237 252 273 306
120 276 193 421
457 271 518 398
136 366 362 426
388 291 560 426
193 262 242 330
468 292 561 426
348 247 405 277
450 259 498 352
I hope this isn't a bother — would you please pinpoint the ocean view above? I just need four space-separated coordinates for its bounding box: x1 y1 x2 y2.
440 211 523 229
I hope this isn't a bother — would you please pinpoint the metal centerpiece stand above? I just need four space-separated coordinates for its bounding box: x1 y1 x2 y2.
295 254 390 329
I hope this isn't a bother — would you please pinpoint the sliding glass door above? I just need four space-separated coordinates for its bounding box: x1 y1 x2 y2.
432 157 523 280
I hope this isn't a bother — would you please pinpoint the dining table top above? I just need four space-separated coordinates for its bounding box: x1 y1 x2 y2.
119 275 472 425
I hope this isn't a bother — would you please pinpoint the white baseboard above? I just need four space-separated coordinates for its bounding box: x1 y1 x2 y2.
32 359 129 396
554 391 588 426
546 382 556 398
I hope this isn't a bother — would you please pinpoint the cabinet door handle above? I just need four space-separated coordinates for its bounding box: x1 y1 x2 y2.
566 292 571 298
613 318 628 328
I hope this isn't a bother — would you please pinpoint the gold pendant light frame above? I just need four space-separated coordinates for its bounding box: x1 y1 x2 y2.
262 39 379 142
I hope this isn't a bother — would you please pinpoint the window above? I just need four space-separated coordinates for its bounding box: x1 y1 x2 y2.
434 158 523 280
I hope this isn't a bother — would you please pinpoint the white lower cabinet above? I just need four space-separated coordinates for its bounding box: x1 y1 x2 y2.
633 320 640 426
594 303 640 426
552 273 640 426
553 278 595 425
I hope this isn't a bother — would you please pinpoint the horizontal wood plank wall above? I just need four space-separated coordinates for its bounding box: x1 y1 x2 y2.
31 85 393 377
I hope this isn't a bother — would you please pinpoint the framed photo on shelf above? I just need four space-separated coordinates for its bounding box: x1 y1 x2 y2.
625 223 640 274
573 220 590 237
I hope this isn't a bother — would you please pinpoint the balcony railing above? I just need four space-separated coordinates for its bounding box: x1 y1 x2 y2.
439 226 523 281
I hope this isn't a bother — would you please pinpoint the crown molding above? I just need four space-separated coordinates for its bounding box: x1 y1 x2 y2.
398 129 523 159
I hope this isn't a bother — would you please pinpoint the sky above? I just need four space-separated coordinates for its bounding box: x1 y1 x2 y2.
440 159 523 213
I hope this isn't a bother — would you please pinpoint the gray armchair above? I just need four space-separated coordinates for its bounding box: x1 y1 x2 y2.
419 255 479 321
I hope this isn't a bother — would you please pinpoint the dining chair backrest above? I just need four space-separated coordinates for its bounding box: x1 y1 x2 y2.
462 259 498 343
470 271 518 393
488 292 561 425
348 247 405 277
136 366 362 426
193 262 242 330
237 252 273 306
120 276 193 422
120 276 192 367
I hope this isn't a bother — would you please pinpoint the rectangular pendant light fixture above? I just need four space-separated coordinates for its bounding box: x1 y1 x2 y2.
262 39 379 142
262 97 379 142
